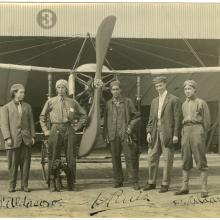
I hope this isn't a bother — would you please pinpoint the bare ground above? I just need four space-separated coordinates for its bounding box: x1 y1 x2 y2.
0 152 220 217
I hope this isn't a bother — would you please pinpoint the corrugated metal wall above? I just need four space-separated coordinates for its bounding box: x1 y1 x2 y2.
0 3 220 39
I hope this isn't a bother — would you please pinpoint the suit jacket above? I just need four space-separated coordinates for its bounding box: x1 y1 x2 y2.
0 101 35 149
103 96 140 141
146 93 181 148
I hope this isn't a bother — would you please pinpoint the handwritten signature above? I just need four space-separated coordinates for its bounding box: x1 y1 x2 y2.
173 194 220 206
90 189 152 216
0 195 62 209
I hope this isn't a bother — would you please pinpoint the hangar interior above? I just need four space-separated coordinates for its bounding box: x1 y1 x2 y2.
0 36 219 153
0 3 220 154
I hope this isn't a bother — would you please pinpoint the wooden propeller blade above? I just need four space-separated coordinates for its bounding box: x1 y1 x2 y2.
78 16 116 158
96 16 116 79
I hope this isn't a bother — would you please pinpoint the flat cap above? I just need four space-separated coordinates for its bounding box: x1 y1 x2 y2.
152 76 167 84
55 79 68 89
10 84 25 95
110 80 120 88
184 80 197 88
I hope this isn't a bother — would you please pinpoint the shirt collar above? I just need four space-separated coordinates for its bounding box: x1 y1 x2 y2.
186 95 197 102
112 95 124 103
159 90 167 98
58 95 67 100
13 100 22 105
112 97 124 106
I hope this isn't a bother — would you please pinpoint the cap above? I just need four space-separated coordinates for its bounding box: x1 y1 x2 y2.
184 80 197 88
55 79 68 89
110 80 120 88
152 76 167 84
10 84 25 96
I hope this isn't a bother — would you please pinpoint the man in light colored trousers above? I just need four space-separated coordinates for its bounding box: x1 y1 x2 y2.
144 76 181 193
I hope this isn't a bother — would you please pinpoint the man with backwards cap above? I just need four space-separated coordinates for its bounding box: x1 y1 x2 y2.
103 80 140 190
40 79 86 192
144 76 181 193
1 84 35 192
175 80 210 198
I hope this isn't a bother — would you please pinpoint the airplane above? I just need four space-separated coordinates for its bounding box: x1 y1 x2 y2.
0 16 219 159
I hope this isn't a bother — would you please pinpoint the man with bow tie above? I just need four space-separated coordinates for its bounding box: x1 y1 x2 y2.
175 80 210 198
1 84 35 193
143 76 181 193
103 80 140 190
40 79 86 192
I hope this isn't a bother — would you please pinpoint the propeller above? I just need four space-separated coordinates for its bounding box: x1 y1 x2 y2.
78 16 116 157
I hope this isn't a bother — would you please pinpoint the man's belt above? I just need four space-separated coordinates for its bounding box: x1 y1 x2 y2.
51 122 70 125
183 121 202 126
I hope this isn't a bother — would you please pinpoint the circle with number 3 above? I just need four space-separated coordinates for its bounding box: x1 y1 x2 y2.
37 9 57 29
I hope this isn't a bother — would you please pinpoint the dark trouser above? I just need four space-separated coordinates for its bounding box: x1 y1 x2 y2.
110 136 139 184
181 124 208 171
48 124 76 189
7 143 31 189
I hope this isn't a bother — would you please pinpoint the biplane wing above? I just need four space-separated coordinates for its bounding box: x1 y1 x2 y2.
1 50 220 152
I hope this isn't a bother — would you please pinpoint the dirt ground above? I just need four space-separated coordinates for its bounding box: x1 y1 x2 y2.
1 151 220 218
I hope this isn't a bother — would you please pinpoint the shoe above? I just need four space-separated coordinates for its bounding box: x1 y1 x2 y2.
114 183 123 188
67 185 78 191
133 183 140 190
21 187 31 192
8 188 15 193
68 187 78 191
175 189 189 195
201 192 208 198
143 183 156 191
159 185 169 193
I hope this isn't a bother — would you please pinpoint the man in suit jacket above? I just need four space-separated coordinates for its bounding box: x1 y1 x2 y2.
1 84 35 192
104 80 140 190
143 76 181 193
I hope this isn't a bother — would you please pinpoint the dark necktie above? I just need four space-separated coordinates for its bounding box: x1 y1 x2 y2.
61 97 68 122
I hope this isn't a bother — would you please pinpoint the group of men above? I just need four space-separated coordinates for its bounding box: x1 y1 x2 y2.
0 76 211 198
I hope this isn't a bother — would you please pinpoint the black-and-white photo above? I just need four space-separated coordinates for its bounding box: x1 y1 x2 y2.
0 1 220 217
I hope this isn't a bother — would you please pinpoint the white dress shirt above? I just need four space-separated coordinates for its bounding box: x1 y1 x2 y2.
158 90 167 119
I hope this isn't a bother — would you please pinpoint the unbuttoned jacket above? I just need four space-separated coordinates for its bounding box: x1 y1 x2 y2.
146 93 181 148
103 96 140 141
0 101 35 149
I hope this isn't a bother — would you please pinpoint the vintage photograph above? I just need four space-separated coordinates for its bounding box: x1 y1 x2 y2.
0 1 220 218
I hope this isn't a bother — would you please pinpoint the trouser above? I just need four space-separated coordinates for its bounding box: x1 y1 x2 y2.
110 136 139 184
181 124 208 171
148 130 174 186
48 124 77 189
7 142 31 189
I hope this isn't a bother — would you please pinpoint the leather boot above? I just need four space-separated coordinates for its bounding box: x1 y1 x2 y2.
66 174 74 191
175 170 189 195
201 171 208 198
49 176 56 192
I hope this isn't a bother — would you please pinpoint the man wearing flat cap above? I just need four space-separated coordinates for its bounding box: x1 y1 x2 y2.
103 80 140 190
175 80 210 198
144 76 181 193
40 79 86 192
1 84 35 192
